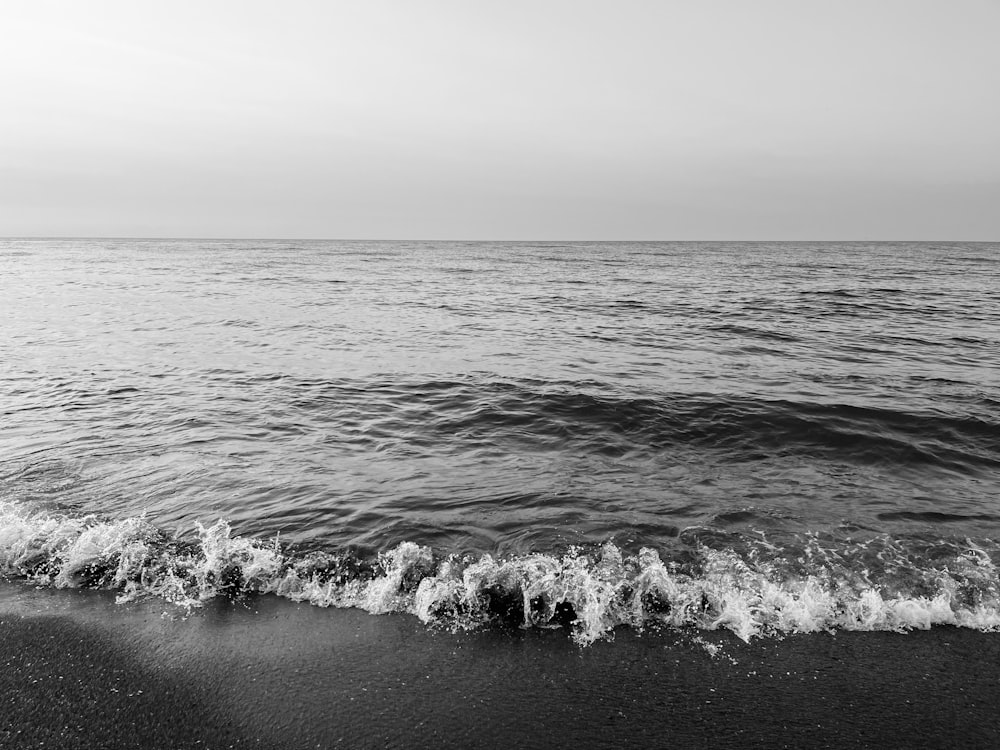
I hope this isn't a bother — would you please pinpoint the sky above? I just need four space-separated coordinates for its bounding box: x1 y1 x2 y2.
1 0 998 240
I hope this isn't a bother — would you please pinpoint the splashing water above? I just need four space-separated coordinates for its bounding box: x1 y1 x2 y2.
3 500 999 645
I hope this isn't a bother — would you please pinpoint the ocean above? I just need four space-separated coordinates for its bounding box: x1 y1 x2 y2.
2 239 999 747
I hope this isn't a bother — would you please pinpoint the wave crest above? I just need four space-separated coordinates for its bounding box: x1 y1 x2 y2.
2 501 999 645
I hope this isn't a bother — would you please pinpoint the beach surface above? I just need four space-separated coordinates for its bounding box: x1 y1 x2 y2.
2 582 998 749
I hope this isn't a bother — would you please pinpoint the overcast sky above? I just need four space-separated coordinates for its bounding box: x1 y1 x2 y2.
2 0 998 240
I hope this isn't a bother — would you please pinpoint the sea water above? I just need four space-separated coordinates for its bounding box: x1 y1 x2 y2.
1 239 998 644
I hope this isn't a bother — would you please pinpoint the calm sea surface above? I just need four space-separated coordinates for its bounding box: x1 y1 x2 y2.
2 239 999 641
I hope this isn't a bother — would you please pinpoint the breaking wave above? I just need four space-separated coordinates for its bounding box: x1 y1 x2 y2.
2 500 999 646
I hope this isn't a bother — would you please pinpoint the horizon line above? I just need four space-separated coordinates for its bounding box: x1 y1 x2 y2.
2 236 997 244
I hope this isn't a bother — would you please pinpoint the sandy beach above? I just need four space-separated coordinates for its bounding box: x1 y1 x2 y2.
2 582 998 749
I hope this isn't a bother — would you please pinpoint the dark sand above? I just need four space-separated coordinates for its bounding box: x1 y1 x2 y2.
2 582 998 749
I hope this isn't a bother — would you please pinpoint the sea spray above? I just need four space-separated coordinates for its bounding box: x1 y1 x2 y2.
3 500 1000 644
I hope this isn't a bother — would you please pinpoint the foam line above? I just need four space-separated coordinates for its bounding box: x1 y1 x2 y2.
2 501 999 645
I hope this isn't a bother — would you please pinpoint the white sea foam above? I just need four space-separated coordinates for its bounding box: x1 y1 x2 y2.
3 500 1000 645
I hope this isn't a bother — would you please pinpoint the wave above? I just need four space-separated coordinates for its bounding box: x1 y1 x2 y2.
10 373 997 475
287 378 999 470
3 501 999 645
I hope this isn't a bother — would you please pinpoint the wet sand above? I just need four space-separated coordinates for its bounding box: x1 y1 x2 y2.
2 582 999 749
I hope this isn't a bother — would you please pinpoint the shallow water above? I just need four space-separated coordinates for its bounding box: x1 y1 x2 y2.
2 239 998 641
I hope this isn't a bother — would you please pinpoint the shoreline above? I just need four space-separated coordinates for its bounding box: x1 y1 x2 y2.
2 582 999 749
